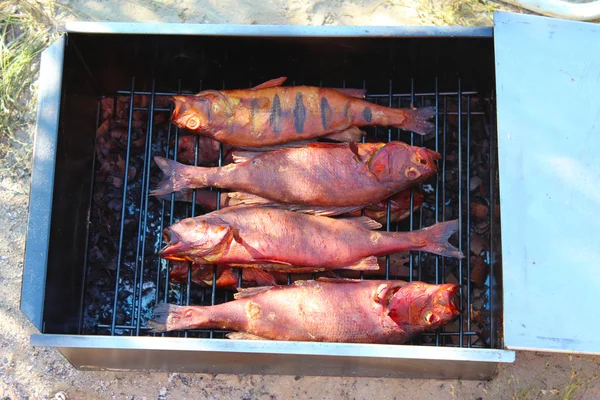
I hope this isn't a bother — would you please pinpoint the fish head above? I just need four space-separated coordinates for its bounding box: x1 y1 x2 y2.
368 142 440 184
386 282 460 332
159 217 234 262
171 91 233 132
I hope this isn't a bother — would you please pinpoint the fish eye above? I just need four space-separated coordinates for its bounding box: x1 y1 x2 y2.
405 167 420 179
424 311 439 324
186 116 200 129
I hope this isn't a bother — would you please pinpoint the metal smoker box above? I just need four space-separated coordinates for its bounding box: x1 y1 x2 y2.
21 12 600 379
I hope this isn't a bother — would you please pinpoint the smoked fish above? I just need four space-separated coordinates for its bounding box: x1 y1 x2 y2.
147 278 460 344
158 206 463 272
151 141 439 216
170 77 436 147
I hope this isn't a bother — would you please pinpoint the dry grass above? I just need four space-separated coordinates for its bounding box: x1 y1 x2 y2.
0 0 80 178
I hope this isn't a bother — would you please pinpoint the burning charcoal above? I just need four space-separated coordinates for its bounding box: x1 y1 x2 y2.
470 233 487 256
154 96 172 108
470 176 482 192
107 199 122 212
100 97 114 120
89 246 105 263
154 112 167 125
135 94 150 108
110 127 127 140
474 221 489 235
96 119 110 138
132 110 145 122
470 203 488 220
106 176 123 188
133 137 145 148
470 256 489 289
445 272 459 287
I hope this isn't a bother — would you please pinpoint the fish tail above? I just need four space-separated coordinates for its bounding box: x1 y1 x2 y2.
147 303 207 332
414 220 464 259
390 106 436 135
151 156 210 197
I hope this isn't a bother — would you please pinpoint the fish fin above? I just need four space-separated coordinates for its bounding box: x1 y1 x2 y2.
339 216 382 230
238 97 270 109
147 303 194 332
338 256 380 271
323 127 366 142
307 142 346 149
315 277 362 283
251 77 287 90
231 151 262 164
251 258 293 266
393 106 436 135
332 88 367 98
233 286 274 299
413 220 464 259
226 332 270 340
227 193 362 217
151 156 208 196
349 140 362 162
283 204 364 217
235 140 314 152
242 269 278 286
227 192 277 206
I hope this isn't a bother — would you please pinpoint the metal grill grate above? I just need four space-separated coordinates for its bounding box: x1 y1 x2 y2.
80 76 498 348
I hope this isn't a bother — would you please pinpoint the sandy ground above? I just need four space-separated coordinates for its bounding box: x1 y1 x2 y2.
2 1 600 399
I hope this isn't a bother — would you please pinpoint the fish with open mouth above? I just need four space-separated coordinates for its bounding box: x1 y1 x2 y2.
159 206 463 273
147 278 460 344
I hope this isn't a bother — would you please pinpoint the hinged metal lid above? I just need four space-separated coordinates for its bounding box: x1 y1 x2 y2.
494 11 600 354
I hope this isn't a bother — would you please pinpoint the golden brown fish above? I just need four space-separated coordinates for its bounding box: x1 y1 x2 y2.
170 77 435 147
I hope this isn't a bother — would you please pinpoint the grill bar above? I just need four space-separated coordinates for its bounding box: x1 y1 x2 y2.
92 77 494 347
457 78 464 348
110 77 136 336
466 94 472 347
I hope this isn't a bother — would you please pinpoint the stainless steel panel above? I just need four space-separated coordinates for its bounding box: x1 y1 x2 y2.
64 21 493 38
21 35 65 330
32 335 515 379
494 11 600 354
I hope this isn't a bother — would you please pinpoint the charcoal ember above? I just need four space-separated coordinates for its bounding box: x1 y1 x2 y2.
100 97 114 120
154 95 172 108
470 256 489 289
470 233 487 256
97 119 111 138
110 127 127 140
470 203 488 220
106 176 123 188
89 246 105 263
445 272 459 287
474 221 489 235
107 199 122 212
132 110 145 122
134 94 149 108
133 137 145 148
470 176 482 192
